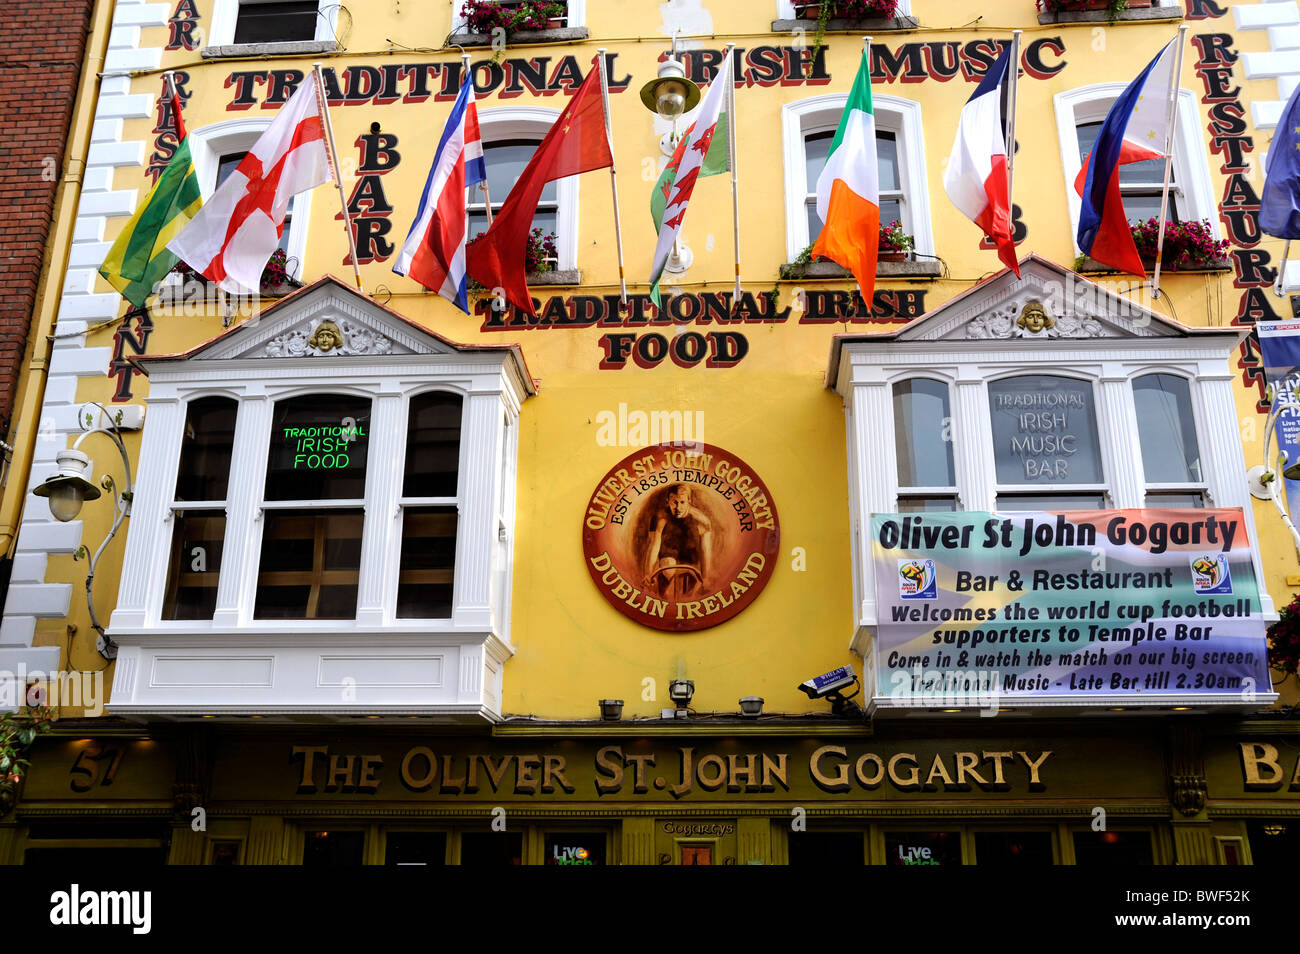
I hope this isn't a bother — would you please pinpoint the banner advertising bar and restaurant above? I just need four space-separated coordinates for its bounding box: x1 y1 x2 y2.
871 510 1270 708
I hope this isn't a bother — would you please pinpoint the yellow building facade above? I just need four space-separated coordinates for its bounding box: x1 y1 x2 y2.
2 0 1299 865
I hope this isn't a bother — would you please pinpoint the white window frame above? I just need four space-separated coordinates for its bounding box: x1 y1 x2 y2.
891 375 960 510
208 0 338 47
478 106 579 272
186 119 313 280
777 0 913 17
781 92 934 264
451 0 586 34
1054 84 1219 256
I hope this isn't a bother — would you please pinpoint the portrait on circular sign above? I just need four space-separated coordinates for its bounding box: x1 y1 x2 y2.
582 444 780 632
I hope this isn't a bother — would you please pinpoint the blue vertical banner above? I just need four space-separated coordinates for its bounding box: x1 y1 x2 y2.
1256 321 1300 512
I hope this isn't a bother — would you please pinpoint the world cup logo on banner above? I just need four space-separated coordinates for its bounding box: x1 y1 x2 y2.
898 559 937 600
1190 554 1232 595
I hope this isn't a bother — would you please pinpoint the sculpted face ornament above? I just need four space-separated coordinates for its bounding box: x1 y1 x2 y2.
307 320 344 352
1017 301 1055 336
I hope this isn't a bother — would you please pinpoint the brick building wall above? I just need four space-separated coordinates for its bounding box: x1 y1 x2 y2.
0 0 94 436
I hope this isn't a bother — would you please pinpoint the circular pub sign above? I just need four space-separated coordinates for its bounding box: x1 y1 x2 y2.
582 444 780 632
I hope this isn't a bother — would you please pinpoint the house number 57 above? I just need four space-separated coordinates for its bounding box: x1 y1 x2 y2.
69 743 125 792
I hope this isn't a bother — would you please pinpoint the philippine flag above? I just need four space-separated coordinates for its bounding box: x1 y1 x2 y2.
393 75 486 312
1074 38 1179 277
943 42 1018 276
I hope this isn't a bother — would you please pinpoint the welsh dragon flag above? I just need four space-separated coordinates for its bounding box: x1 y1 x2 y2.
649 50 732 309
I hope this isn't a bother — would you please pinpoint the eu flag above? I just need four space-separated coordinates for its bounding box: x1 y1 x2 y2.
1261 82 1300 240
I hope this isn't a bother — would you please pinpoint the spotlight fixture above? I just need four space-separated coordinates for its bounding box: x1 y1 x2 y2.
668 679 695 711
599 699 624 721
739 696 764 717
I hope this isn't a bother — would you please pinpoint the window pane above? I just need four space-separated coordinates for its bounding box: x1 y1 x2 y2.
880 198 903 230
1133 374 1202 484
877 131 899 193
396 507 457 619
404 393 462 497
386 832 447 866
988 376 1102 485
1077 122 1172 187
460 832 522 866
266 395 371 500
254 509 362 619
484 141 557 204
804 131 833 193
893 379 955 487
806 201 822 246
996 494 1106 511
788 832 864 865
974 831 1054 866
806 131 900 224
897 497 957 513
218 152 293 252
1072 830 1153 866
302 830 365 867
543 833 607 866
1143 493 1204 509
1121 193 1172 224
233 1 319 44
1247 820 1300 867
175 397 237 501
884 831 962 866
163 512 225 620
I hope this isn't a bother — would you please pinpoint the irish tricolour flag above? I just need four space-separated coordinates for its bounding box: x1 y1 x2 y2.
649 49 732 309
811 49 880 298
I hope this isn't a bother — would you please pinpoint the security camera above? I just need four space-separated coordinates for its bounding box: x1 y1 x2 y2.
797 665 862 716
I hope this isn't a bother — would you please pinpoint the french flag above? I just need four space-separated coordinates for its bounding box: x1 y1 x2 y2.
1075 38 1178 277
393 75 486 312
944 42 1018 277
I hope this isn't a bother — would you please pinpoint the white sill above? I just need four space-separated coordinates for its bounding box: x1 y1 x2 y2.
202 39 338 59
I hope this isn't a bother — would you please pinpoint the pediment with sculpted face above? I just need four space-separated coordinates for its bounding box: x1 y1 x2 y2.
900 256 1186 343
179 276 459 362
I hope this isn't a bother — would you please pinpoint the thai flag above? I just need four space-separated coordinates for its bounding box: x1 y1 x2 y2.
943 42 1018 276
393 76 486 312
1075 38 1178 277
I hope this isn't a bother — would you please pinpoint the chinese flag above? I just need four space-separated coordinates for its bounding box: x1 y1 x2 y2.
465 65 613 316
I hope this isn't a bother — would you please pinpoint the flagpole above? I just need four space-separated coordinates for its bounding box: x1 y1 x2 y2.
463 54 493 228
724 43 741 303
596 49 628 309
1151 25 1188 301
313 62 365 293
1277 241 1292 298
163 70 181 134
1005 31 1021 234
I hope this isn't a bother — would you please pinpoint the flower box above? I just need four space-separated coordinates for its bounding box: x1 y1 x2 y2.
1130 217 1229 272
796 0 901 18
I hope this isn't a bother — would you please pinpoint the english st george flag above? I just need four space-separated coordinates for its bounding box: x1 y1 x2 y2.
811 49 881 298
1074 37 1179 277
168 76 331 294
99 77 201 307
392 74 486 313
648 49 732 309
465 66 612 316
944 42 1019 276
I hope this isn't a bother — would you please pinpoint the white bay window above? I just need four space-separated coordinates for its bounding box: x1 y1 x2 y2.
830 256 1275 661
107 277 534 720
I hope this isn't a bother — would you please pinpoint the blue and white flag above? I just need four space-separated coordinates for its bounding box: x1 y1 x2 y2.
393 75 486 313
